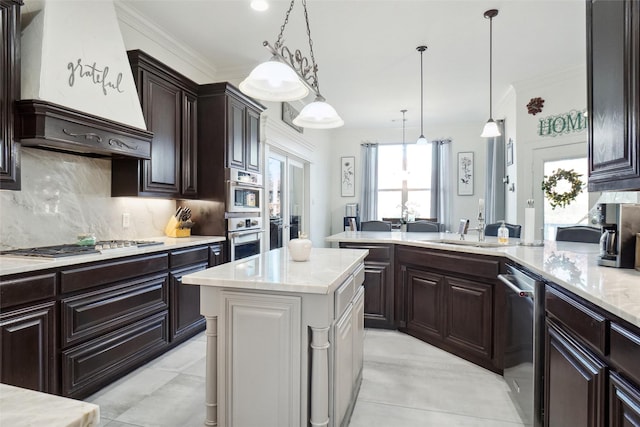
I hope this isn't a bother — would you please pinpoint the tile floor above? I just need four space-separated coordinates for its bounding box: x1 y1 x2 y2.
86 329 526 427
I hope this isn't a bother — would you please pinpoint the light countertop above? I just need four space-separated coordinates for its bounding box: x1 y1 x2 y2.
0 383 99 427
182 247 368 295
0 236 226 276
326 231 640 328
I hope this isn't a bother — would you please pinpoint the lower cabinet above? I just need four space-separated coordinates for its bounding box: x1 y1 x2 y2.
339 243 394 328
169 263 208 343
0 301 57 393
544 283 640 427
397 246 500 372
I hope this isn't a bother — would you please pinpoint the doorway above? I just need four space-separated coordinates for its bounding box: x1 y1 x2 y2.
531 141 598 241
266 150 307 250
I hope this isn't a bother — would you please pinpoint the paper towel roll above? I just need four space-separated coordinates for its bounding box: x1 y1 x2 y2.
524 208 535 243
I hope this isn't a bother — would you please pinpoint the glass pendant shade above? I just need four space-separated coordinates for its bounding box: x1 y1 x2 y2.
292 96 344 129
239 59 309 102
481 118 501 138
416 134 428 145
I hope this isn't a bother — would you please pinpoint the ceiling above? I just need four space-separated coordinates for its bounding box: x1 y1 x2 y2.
117 1 586 133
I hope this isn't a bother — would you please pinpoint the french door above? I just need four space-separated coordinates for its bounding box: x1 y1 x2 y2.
266 150 307 250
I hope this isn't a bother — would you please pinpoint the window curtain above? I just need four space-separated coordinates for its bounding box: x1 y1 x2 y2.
484 120 506 224
430 139 451 231
360 143 379 221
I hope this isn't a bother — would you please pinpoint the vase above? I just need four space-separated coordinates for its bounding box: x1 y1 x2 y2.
288 232 312 262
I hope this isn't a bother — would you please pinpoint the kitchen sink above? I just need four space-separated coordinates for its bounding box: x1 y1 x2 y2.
429 239 516 248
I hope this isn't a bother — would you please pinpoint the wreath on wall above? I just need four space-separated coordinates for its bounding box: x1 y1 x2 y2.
541 168 584 209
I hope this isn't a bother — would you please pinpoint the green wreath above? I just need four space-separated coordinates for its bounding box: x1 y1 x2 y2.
541 168 584 209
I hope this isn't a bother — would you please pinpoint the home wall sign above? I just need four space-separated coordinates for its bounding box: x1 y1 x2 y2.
538 109 587 137
67 58 124 96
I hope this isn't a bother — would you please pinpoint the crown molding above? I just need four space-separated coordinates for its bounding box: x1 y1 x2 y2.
114 1 218 80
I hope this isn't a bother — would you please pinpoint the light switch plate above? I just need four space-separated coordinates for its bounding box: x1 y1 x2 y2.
122 212 130 229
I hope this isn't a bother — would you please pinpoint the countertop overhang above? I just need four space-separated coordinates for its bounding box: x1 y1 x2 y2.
326 231 640 328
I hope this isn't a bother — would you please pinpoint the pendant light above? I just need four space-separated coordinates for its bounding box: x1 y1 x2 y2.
416 46 428 144
398 109 410 181
481 9 501 138
239 0 343 129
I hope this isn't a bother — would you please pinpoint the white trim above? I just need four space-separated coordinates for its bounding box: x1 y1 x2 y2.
262 112 316 162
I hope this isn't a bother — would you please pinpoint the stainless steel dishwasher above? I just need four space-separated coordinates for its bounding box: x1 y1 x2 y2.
498 264 545 427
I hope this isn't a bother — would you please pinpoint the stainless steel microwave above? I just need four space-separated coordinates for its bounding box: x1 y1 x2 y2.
226 168 263 213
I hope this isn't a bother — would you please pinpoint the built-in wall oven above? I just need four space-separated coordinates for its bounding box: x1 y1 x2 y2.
226 168 263 213
498 264 545 427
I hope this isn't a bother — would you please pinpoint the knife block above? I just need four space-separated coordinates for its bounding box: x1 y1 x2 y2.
164 216 191 238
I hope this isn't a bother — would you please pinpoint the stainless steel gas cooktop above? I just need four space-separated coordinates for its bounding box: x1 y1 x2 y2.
0 240 164 258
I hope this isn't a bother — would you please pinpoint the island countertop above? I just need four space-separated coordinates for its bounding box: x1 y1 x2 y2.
182 247 368 294
326 231 640 328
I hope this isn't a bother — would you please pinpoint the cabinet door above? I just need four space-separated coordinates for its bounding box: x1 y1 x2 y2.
0 301 56 393
334 303 354 427
544 320 606 427
141 70 181 195
169 263 207 342
352 286 365 385
181 90 198 197
610 372 640 427
362 260 394 329
404 268 444 341
443 276 492 359
246 108 261 172
587 0 640 191
209 243 225 267
227 97 246 170
0 0 21 190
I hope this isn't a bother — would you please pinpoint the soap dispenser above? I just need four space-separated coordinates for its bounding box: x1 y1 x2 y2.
498 221 509 245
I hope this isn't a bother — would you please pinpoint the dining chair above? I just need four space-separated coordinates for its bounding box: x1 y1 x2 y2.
484 223 522 238
555 225 601 243
360 220 392 231
406 221 440 232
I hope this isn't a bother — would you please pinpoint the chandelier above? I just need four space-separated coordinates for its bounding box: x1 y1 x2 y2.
239 0 343 129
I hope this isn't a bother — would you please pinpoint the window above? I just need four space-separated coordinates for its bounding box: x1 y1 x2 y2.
377 144 432 219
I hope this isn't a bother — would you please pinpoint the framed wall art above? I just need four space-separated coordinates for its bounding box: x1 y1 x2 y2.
457 151 474 196
506 139 514 166
341 156 355 197
281 102 304 133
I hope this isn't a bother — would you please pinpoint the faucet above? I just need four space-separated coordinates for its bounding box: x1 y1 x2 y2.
466 213 486 242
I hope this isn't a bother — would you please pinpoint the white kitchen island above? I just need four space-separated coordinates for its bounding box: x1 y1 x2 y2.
182 247 367 427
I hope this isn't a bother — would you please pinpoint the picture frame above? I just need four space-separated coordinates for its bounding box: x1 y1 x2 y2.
281 102 304 134
506 139 514 166
341 156 355 197
457 151 474 196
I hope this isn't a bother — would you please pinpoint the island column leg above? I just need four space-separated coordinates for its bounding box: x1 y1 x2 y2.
205 316 218 426
310 326 330 427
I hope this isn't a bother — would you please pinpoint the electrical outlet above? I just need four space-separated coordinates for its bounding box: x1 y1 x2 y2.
122 212 131 229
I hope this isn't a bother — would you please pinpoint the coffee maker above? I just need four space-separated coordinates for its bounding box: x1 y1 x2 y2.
597 203 640 268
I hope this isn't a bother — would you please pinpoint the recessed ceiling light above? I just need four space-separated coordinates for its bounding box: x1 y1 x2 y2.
251 1 269 12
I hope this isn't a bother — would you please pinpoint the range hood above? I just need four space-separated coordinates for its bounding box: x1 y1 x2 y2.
15 0 152 159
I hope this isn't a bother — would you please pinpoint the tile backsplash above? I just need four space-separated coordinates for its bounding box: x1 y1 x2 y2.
0 148 176 250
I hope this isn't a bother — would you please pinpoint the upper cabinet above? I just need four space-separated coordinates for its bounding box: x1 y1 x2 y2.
197 82 265 200
112 50 198 198
587 0 640 191
0 0 22 191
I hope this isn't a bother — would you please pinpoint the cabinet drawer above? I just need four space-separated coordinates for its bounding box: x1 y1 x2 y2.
545 286 608 355
169 246 209 269
60 253 168 294
610 323 640 385
0 272 56 309
397 246 500 280
340 243 391 260
335 275 355 319
61 273 169 348
61 311 169 398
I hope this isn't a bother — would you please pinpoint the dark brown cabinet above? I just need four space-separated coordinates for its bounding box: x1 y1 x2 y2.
0 0 22 190
544 319 607 427
396 246 501 372
339 243 394 329
587 0 640 191
610 372 640 427
112 50 198 198
197 83 265 201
